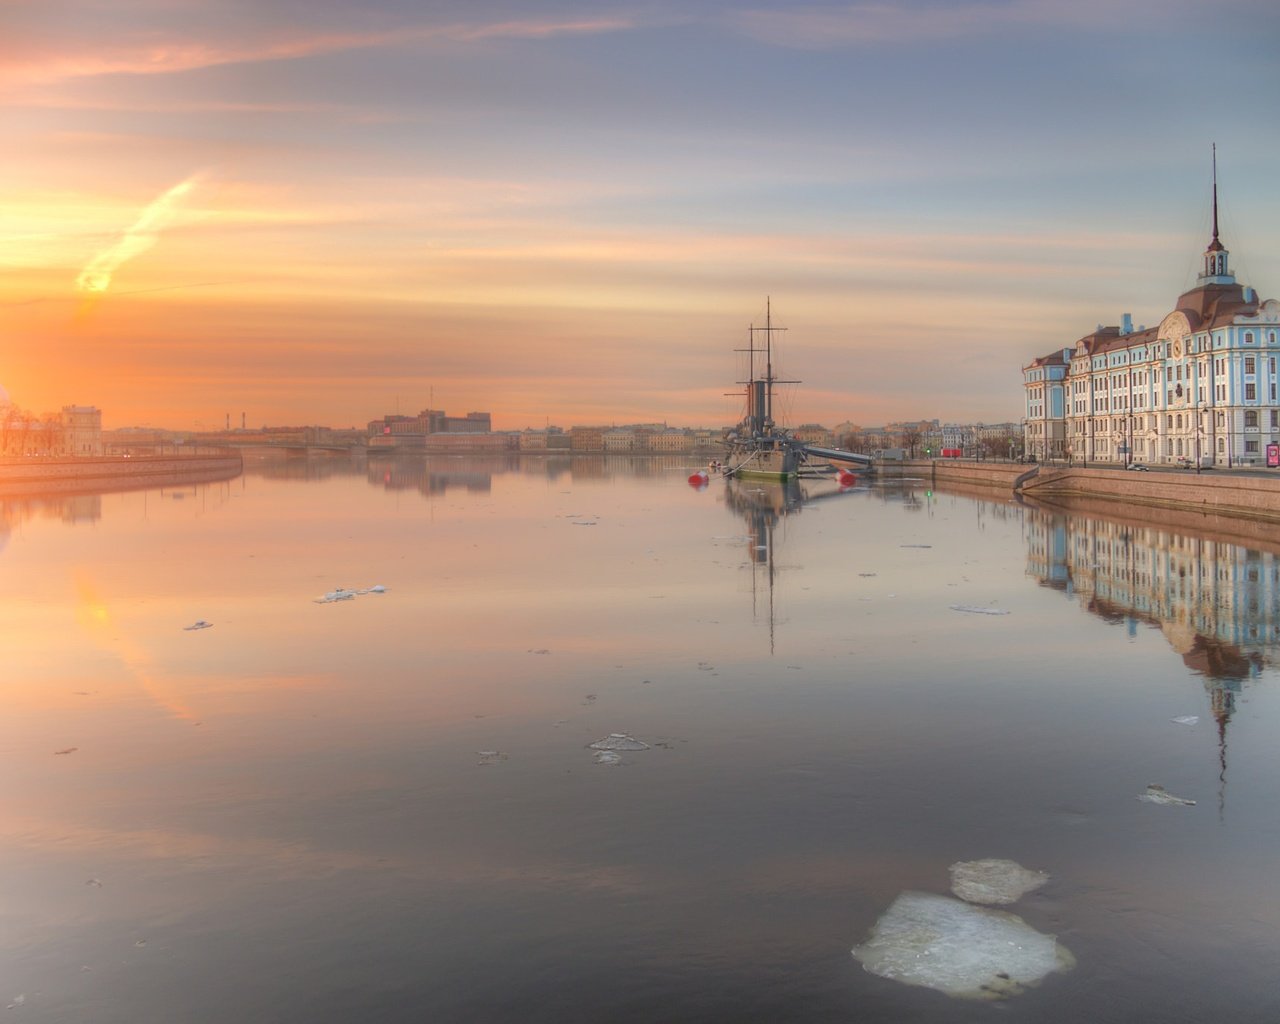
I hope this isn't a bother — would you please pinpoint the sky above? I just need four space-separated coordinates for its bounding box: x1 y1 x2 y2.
3 0 1280 431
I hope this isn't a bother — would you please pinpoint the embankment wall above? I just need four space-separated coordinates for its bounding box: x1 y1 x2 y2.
0 454 243 496
876 459 1280 523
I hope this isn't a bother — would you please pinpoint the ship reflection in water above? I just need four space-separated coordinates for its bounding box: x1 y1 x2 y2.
722 472 866 649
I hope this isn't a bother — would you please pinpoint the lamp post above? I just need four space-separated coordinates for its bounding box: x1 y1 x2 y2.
1196 404 1204 475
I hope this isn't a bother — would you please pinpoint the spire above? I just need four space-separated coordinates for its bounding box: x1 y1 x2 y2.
1200 143 1231 282
1207 142 1223 253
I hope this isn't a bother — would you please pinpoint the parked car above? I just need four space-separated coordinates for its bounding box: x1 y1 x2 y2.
1126 462 1150 472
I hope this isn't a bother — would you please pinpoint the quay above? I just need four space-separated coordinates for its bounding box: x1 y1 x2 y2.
879 459 1280 525
0 453 244 497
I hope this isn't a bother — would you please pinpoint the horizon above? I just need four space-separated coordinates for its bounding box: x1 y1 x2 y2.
5 0 1279 430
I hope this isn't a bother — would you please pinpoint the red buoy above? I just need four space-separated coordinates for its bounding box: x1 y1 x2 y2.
688 470 710 487
838 471 857 487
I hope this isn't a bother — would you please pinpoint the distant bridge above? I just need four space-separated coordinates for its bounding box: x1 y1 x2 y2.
206 441 362 454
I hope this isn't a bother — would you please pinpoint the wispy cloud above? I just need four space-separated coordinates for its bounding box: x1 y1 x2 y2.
76 172 206 294
730 0 1198 48
3 16 638 88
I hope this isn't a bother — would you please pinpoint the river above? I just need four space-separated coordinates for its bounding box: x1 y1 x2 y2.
2 453 1278 1023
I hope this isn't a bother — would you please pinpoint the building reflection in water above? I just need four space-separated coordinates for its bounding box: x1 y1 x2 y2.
361 452 708 497
1025 501 1279 817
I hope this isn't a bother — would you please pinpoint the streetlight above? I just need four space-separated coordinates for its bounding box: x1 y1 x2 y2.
1195 403 1204 475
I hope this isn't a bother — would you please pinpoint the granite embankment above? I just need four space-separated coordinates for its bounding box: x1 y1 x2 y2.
0 454 243 496
879 459 1280 524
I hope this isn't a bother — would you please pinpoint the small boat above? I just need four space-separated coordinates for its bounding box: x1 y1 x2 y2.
722 301 871 481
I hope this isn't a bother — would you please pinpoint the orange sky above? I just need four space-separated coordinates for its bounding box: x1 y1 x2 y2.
4 0 1279 430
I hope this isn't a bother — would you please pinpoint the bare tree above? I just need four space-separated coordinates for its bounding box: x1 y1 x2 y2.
902 428 922 458
35 413 59 456
0 405 21 456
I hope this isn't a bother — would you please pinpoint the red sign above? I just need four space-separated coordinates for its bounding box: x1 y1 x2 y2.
1267 443 1279 468
941 448 962 458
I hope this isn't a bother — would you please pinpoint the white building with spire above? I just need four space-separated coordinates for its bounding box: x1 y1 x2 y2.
1024 157 1280 467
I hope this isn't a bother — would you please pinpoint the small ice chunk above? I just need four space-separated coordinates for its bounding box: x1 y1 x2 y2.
315 588 358 603
183 620 213 630
900 544 933 549
852 891 1074 1000
588 733 650 751
1171 716 1199 726
85 878 103 888
7 995 25 1008
1138 784 1195 806
356 585 387 594
476 751 508 766
593 750 623 766
949 605 1010 616
858 572 878 578
950 859 1048 905
53 747 77 755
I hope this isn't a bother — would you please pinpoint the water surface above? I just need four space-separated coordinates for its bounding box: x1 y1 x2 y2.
2 454 1278 1022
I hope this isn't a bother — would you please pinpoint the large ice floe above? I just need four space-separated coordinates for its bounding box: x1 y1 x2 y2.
853 859 1071 1000
852 891 1074 1000
949 858 1049 905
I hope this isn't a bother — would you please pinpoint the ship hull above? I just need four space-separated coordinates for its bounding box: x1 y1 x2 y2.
724 442 799 481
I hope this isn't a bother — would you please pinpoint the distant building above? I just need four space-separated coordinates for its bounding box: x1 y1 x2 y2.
792 424 834 446
60 405 103 456
647 429 693 453
368 408 493 450
569 427 606 451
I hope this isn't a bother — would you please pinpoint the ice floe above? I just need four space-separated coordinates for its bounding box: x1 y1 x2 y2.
949 859 1048 905
314 585 387 604
183 620 213 630
588 733 650 751
1171 715 1199 726
476 750 508 766
949 605 1010 616
1138 784 1196 806
593 750 623 766
852 891 1074 1000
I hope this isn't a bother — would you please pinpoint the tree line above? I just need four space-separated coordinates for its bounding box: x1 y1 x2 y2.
0 405 61 456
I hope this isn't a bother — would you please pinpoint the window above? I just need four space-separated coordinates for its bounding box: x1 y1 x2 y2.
1245 356 1256 374
1246 440 1259 453
1246 383 1257 401
1218 438 1225 452
1272 411 1279 428
1245 331 1255 344
1245 411 1258 428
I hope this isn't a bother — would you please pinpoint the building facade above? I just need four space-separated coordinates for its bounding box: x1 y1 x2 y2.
59 405 103 455
1024 182 1280 466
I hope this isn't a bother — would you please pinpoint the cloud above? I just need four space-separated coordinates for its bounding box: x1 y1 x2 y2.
2 16 638 88
76 172 206 294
